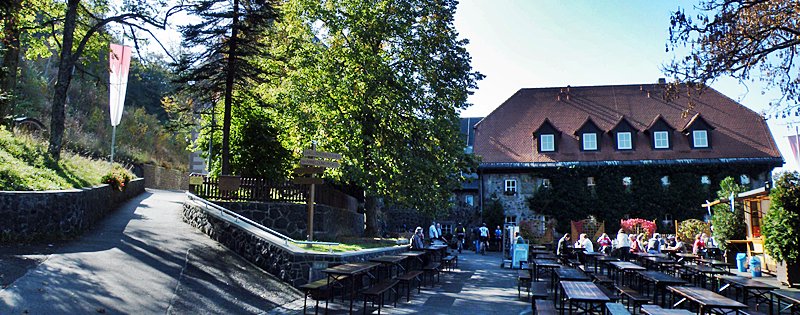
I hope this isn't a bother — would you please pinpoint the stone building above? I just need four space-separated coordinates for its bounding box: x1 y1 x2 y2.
472 83 783 228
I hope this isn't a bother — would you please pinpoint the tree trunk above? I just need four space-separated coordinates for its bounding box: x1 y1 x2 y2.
364 194 379 237
0 0 21 123
48 0 79 161
220 0 239 175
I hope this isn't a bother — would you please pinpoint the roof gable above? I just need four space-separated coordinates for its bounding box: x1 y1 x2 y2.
645 114 675 133
609 116 639 134
533 118 561 136
682 113 715 132
575 117 604 135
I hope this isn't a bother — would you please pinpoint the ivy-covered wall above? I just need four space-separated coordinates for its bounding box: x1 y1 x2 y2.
484 163 774 234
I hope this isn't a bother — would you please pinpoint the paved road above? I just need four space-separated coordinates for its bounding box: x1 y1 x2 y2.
0 189 302 314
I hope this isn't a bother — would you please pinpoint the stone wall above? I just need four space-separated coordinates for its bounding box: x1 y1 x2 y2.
140 164 189 190
0 179 145 243
183 200 406 287
216 201 364 241
482 173 547 222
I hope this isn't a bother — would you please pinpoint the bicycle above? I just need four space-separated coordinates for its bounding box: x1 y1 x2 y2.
456 234 465 253
479 237 488 255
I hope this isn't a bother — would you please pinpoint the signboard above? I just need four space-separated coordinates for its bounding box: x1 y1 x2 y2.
218 175 241 191
294 166 325 175
299 158 340 169
512 243 529 268
302 150 342 160
292 177 324 185
188 176 204 185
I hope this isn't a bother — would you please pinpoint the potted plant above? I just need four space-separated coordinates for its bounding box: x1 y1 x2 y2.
763 172 800 287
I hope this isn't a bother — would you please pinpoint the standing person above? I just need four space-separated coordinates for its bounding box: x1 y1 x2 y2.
429 221 439 245
472 226 480 253
454 223 466 253
494 225 503 252
616 229 631 260
479 223 490 255
597 233 612 254
410 227 425 250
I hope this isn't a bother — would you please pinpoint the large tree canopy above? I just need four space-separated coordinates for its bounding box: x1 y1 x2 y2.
665 0 800 116
267 0 482 236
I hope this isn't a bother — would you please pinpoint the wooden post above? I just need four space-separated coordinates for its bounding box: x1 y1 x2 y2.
307 182 315 243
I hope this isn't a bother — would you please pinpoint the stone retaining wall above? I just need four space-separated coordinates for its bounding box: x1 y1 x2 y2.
0 178 145 243
217 201 364 241
140 164 189 190
183 199 406 287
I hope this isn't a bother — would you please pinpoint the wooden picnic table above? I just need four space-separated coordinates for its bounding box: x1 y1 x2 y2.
398 250 427 270
531 258 561 282
558 281 610 314
531 244 547 250
322 262 380 313
423 245 448 261
608 261 646 285
667 285 747 315
675 253 698 263
643 256 679 272
716 275 777 308
640 304 693 315
530 249 554 258
552 267 591 303
682 265 728 289
696 258 734 272
591 255 618 273
771 290 800 315
369 255 408 279
637 270 687 305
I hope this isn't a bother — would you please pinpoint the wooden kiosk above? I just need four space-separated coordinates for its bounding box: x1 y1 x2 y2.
725 185 777 273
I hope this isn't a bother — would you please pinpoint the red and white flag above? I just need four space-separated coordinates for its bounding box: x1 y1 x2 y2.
109 44 132 127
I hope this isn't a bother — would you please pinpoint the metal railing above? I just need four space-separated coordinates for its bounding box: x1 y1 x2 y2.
185 192 340 251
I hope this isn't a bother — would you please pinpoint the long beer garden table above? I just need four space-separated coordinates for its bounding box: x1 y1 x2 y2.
369 255 408 280
531 258 561 282
607 261 646 286
552 267 591 304
771 290 800 315
667 285 748 315
398 251 427 270
675 253 698 264
643 256 679 273
637 270 687 306
592 255 619 274
423 245 448 262
716 275 777 310
558 281 610 314
696 258 734 272
683 265 728 290
322 262 380 313
530 249 554 259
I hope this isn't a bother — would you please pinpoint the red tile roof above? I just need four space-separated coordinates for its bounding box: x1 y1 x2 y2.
473 84 782 166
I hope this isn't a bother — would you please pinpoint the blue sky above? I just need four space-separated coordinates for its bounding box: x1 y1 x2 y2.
453 1 799 172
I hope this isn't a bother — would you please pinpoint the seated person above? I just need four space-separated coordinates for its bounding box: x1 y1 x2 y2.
666 235 685 252
647 233 662 254
410 227 425 250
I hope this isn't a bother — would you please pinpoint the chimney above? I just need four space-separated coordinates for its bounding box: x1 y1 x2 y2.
658 78 666 85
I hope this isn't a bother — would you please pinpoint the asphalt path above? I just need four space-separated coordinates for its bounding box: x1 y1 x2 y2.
0 189 302 314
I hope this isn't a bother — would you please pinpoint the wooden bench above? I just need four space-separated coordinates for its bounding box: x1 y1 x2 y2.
299 278 330 315
530 282 549 300
639 304 693 315
362 279 399 315
592 273 614 287
598 284 621 302
579 264 595 274
441 255 456 271
534 299 557 315
396 271 423 302
422 262 441 286
606 302 632 315
518 270 532 298
616 285 650 313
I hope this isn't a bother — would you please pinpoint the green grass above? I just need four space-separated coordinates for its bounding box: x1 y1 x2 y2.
0 128 133 191
298 238 403 253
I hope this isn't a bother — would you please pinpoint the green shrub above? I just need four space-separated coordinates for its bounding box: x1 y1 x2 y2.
677 219 710 246
101 166 134 191
711 177 747 251
764 172 800 262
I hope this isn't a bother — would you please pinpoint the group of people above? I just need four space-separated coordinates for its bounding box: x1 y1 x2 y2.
408 221 514 255
556 228 717 259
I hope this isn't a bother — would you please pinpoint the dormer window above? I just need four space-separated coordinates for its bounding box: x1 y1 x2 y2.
609 116 638 151
683 113 714 149
654 131 669 149
617 132 632 150
540 134 555 152
646 115 675 150
534 118 561 153
575 117 603 152
693 130 708 148
582 133 597 151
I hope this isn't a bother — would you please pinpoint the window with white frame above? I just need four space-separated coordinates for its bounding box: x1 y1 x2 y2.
661 176 670 187
587 177 596 186
740 175 750 185
504 179 517 193
441 224 452 235
617 132 632 150
540 134 555 152
701 175 711 185
654 131 669 149
582 133 597 151
622 176 632 188
465 195 474 206
693 130 708 148
541 178 551 188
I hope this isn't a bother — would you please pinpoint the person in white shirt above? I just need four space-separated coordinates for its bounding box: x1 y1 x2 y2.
580 233 594 253
478 223 490 254
616 229 631 260
429 222 439 244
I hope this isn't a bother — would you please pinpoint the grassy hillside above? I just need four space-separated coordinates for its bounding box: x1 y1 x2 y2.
0 128 131 191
